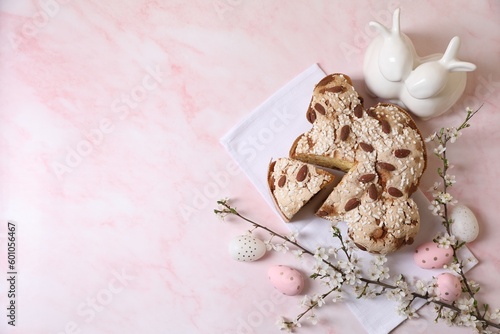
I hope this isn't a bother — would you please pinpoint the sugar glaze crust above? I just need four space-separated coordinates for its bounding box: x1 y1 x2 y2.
268 158 335 222
289 73 427 254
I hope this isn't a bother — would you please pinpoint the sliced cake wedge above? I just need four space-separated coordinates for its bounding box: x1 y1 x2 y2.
268 158 335 222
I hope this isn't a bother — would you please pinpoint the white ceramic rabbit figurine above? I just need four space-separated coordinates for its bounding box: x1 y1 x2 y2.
364 8 416 100
363 8 476 120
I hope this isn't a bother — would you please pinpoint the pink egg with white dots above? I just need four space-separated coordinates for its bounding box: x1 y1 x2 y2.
413 242 453 269
268 265 304 296
436 273 462 302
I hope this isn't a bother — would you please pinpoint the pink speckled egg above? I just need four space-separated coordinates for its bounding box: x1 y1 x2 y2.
413 242 453 269
268 265 304 296
436 273 462 302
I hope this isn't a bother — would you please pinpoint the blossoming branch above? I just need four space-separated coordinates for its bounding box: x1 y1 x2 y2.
215 107 500 333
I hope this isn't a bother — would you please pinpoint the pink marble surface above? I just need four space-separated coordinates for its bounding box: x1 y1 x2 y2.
0 1 499 333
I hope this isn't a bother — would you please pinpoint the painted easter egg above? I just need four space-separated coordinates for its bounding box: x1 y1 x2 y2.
268 265 304 296
414 242 453 269
450 205 479 243
436 273 462 302
228 235 266 262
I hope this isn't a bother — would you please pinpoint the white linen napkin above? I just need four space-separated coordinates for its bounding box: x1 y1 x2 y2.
220 64 477 334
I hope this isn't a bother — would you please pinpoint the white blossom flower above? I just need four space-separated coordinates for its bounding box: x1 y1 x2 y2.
312 294 326 307
414 280 425 294
307 313 318 325
337 260 349 270
264 239 274 251
300 295 313 308
369 269 381 281
396 279 411 295
292 320 301 329
358 285 380 299
373 255 387 266
344 270 361 285
443 262 461 273
292 249 304 260
325 272 344 289
368 255 390 281
434 144 446 155
488 308 500 320
435 233 457 249
287 232 298 242
444 174 456 186
378 266 390 281
437 307 457 325
425 132 437 143
337 260 360 285
479 329 494 334
458 313 478 328
428 181 442 192
386 288 406 301
314 247 328 261
273 243 284 252
328 247 338 258
369 266 383 281
414 279 435 295
457 297 475 313
428 200 443 216
354 285 365 297
276 316 286 329
448 127 462 143
468 280 480 293
312 263 328 277
331 290 344 303
279 242 289 253
344 238 357 253
437 192 457 205
276 317 291 331
387 278 412 302
396 303 420 319
427 295 440 303
350 254 361 266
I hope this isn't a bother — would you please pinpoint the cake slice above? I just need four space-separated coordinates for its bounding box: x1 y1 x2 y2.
268 158 335 222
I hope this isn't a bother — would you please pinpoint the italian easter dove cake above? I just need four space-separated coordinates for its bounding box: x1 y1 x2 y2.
269 73 427 254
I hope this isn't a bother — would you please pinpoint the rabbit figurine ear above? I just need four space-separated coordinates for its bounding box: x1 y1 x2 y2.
368 8 402 38
441 37 477 72
375 8 414 82
369 21 390 37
